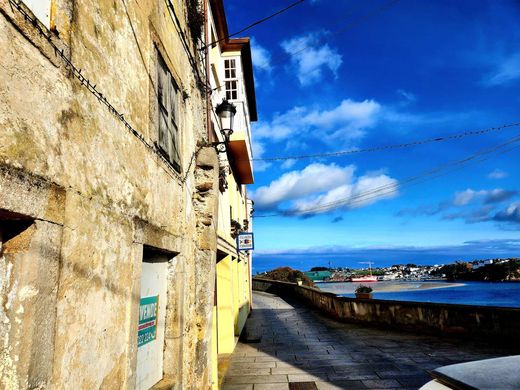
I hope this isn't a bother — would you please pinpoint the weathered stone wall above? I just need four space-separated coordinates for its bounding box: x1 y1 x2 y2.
252 278 520 344
0 0 217 388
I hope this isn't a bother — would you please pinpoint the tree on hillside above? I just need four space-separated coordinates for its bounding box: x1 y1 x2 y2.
473 259 520 281
440 261 472 281
310 266 329 271
262 267 315 287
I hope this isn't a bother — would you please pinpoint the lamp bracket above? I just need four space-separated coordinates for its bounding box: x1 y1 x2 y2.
212 142 227 154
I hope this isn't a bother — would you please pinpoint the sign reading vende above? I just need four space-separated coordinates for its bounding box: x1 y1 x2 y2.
237 232 254 251
138 295 158 347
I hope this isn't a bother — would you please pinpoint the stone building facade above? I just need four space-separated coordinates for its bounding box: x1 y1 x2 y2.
0 0 256 388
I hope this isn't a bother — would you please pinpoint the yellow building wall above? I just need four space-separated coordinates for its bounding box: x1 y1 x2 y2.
211 305 218 390
236 258 249 335
216 255 235 354
233 258 240 335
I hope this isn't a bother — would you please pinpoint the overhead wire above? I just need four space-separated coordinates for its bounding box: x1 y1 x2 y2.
210 0 402 92
269 0 402 67
204 0 305 48
257 141 519 217
278 136 520 215
164 0 209 91
304 139 520 214
245 121 520 162
8 0 205 184
254 133 520 217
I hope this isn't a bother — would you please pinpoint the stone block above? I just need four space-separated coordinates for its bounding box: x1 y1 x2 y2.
225 375 289 384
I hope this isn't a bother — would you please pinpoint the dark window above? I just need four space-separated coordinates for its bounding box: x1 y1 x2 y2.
225 81 238 100
157 52 181 171
224 59 236 78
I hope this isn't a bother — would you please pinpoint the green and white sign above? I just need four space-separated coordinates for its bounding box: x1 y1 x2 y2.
138 295 158 347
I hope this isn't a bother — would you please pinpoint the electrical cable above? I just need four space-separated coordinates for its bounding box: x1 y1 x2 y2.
254 134 520 217
245 121 520 162
305 141 520 215
164 0 209 91
257 143 518 217
8 0 202 184
210 0 402 92
205 0 305 48
271 137 520 215
272 0 402 67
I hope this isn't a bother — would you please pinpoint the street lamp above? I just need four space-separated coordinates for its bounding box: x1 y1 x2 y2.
213 100 236 153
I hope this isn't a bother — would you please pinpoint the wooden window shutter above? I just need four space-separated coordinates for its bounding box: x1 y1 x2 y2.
158 56 170 158
156 52 181 172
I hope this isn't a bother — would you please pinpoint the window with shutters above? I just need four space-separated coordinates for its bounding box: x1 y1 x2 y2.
157 52 181 171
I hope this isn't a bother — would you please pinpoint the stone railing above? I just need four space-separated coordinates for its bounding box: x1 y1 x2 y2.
252 278 520 343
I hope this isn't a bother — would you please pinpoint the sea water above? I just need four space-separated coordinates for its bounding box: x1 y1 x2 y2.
316 281 520 308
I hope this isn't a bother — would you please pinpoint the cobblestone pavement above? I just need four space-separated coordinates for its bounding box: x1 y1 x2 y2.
222 291 519 390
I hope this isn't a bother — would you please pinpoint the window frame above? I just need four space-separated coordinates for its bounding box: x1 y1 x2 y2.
156 52 181 172
22 0 52 28
224 59 239 101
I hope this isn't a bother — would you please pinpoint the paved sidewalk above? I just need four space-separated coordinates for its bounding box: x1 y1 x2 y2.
222 291 519 390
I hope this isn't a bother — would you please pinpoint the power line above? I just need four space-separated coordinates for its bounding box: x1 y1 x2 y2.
290 137 520 215
273 137 520 215
247 121 520 162
271 0 402 68
254 134 520 217
164 0 209 91
8 0 199 184
205 0 305 48
210 0 401 92
304 139 520 215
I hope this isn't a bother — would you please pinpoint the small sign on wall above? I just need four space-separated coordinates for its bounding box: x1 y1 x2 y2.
138 295 159 347
237 232 254 251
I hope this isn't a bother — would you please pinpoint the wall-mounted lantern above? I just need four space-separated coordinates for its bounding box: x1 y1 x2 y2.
213 100 236 153
249 200 255 218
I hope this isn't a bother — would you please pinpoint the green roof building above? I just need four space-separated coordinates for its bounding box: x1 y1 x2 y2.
304 271 332 281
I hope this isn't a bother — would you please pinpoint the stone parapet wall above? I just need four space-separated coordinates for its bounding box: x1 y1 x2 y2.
252 278 520 343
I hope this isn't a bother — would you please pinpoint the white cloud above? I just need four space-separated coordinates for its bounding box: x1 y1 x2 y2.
250 38 272 73
253 96 473 151
254 98 381 145
305 99 380 130
251 163 398 214
252 163 355 210
397 89 416 103
494 202 520 224
484 52 520 86
252 140 271 172
281 32 342 86
399 188 518 219
453 189 483 206
452 188 517 206
280 159 297 170
488 169 508 179
292 173 398 214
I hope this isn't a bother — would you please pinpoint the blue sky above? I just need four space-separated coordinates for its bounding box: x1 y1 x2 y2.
224 0 520 272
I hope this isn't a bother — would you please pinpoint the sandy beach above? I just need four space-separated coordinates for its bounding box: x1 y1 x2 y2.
317 280 465 295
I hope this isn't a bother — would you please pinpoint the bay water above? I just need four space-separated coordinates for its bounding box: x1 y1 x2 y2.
316 281 520 308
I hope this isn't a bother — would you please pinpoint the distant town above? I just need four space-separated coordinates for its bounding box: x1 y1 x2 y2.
256 258 520 285
302 258 520 282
